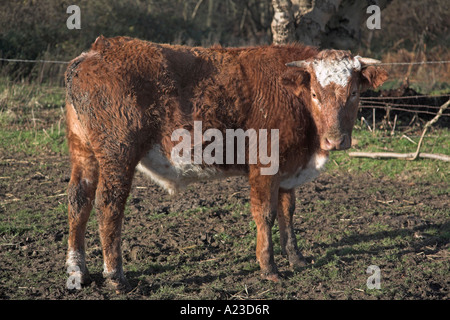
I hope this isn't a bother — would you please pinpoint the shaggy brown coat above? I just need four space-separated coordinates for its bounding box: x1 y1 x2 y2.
65 36 387 292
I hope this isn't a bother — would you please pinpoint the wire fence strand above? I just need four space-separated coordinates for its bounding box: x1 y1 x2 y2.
359 105 449 117
360 94 450 100
370 60 450 66
361 101 447 109
0 57 69 64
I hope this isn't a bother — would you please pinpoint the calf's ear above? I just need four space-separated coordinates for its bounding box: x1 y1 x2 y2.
356 57 389 90
279 68 310 96
360 65 389 90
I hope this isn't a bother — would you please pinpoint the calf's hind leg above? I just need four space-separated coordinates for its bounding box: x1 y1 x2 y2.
66 135 99 286
94 156 137 293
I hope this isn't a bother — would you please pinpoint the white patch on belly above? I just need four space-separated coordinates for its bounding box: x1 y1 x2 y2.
280 152 329 189
137 145 241 194
313 58 361 88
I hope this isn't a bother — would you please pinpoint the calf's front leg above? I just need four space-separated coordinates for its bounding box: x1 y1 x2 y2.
249 172 280 281
277 188 307 268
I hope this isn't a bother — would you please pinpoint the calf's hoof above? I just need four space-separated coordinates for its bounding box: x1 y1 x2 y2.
261 271 280 282
77 270 91 286
105 277 132 294
66 251 91 287
260 263 280 282
103 269 131 294
288 252 308 269
66 272 91 289
66 263 91 289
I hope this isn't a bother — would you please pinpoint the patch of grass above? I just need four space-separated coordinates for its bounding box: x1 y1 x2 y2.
328 127 449 183
0 128 67 156
0 208 36 236
0 77 65 111
0 200 66 237
0 77 67 157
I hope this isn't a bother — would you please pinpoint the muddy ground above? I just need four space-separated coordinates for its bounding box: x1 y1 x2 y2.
0 90 449 300
0 148 448 300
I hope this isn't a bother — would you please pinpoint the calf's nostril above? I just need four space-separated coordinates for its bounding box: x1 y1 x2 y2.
323 136 347 150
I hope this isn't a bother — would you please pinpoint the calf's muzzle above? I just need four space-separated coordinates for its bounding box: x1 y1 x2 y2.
321 134 351 151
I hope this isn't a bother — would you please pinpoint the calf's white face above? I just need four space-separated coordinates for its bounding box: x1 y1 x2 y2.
312 57 361 88
283 51 388 151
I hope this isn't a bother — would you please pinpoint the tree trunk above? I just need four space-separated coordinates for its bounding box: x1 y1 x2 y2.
271 0 296 45
293 0 343 47
274 0 393 49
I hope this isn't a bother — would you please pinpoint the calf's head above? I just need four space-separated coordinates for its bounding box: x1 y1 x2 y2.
282 50 388 151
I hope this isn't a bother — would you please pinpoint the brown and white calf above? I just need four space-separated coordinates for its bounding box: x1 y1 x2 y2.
65 36 388 292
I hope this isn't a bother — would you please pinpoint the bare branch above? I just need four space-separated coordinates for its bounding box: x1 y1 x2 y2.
349 99 450 162
191 0 205 20
348 151 450 162
409 99 449 160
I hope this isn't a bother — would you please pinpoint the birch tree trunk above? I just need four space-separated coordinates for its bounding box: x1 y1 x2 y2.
271 0 295 44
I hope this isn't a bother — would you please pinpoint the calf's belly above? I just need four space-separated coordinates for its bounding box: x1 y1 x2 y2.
137 146 329 193
136 145 243 194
